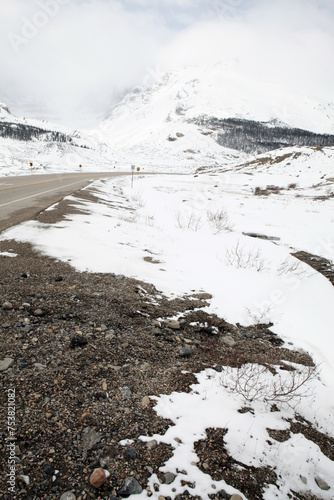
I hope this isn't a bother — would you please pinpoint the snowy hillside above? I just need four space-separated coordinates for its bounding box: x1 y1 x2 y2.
101 64 334 164
0 100 74 135
197 145 334 191
0 99 245 176
0 102 122 177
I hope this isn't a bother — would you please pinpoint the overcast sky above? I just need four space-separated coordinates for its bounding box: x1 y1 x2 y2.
0 0 333 128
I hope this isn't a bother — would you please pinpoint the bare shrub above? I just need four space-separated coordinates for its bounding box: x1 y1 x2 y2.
225 242 268 272
176 211 203 232
130 191 145 208
287 183 297 189
278 257 314 278
145 215 155 227
220 363 319 407
207 208 233 234
120 214 139 224
245 304 273 325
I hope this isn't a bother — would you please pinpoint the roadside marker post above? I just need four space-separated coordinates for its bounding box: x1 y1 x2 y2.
131 165 135 188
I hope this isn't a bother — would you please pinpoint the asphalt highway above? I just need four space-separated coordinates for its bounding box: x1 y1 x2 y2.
0 172 128 233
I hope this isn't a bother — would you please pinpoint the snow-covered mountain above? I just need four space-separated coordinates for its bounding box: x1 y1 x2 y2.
101 64 334 166
0 102 120 177
2 63 334 176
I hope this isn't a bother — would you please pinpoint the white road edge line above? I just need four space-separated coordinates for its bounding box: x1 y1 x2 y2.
0 179 90 209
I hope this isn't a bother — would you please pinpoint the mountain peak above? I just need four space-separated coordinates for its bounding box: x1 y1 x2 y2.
99 64 334 165
0 102 11 115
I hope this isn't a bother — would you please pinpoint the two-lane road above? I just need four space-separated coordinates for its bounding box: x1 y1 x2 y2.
0 172 128 233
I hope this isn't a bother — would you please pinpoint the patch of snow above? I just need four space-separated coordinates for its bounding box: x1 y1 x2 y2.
135 368 334 499
0 251 17 257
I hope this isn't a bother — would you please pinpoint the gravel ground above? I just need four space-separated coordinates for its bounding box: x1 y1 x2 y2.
1 238 333 500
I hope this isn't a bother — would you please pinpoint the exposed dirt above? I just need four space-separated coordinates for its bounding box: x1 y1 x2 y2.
0 239 332 500
195 428 277 500
292 251 334 286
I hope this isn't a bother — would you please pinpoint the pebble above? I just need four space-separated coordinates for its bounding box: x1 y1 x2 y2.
2 301 13 310
90 468 108 488
118 477 143 496
33 308 44 316
221 336 236 347
70 336 88 348
34 363 47 371
17 474 29 484
179 347 193 358
163 319 181 330
81 427 101 451
141 396 151 407
140 363 151 372
60 492 76 500
120 386 132 399
146 440 158 450
43 465 55 476
230 495 243 500
0 358 14 371
126 447 137 459
315 477 330 491
163 472 176 484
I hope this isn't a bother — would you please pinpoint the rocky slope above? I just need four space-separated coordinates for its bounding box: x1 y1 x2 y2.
1 233 333 499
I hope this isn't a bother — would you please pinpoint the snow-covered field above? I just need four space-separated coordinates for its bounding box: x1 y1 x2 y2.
1 157 334 498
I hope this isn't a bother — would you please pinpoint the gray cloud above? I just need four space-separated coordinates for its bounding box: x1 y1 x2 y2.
0 0 333 128
159 0 334 101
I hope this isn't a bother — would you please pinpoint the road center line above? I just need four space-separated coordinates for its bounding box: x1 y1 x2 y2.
0 175 81 191
0 179 89 209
